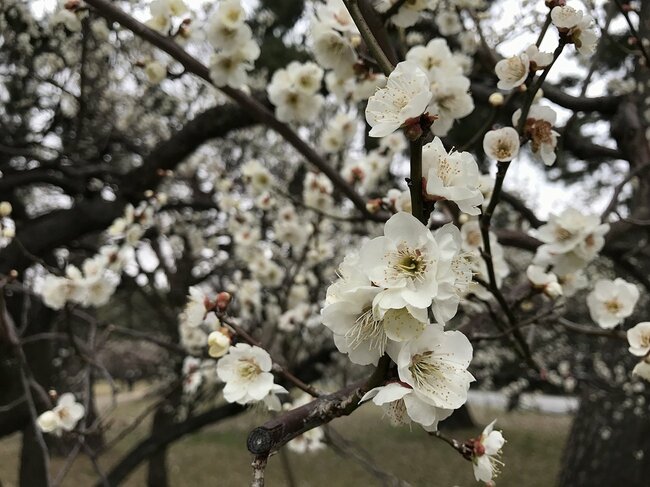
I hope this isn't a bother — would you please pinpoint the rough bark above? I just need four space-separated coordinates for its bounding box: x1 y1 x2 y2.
557 5 650 482
557 385 650 487
19 423 49 487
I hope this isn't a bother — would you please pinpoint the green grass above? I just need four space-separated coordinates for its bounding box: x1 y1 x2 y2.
0 388 571 487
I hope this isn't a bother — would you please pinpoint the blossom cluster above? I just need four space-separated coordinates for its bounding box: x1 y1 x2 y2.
40 201 159 310
533 207 609 274
178 286 289 409
322 212 475 429
627 322 650 382
365 44 473 139
267 62 325 123
207 0 260 89
37 393 85 436
146 0 188 34
0 201 15 249
551 4 598 55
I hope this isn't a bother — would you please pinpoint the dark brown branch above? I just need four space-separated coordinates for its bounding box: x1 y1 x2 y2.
556 317 626 340
247 356 390 456
542 83 621 115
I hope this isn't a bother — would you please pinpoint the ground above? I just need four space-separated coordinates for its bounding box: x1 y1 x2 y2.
0 384 571 486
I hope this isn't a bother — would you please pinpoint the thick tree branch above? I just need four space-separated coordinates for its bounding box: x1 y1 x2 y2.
83 0 383 221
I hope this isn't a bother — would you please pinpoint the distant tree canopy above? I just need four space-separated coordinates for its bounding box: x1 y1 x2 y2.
0 0 649 486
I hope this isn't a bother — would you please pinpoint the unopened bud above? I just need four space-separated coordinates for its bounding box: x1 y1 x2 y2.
403 122 423 141
64 0 80 10
488 92 504 107
144 190 154 198
216 291 231 312
520 300 534 311
0 201 12 217
9 269 18 279
366 198 382 214
458 213 469 224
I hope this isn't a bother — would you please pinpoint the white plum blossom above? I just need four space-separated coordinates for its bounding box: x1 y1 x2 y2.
525 45 554 70
268 62 324 123
513 104 559 166
206 1 259 89
430 223 473 323
534 208 609 273
216 343 276 405
312 23 357 79
262 384 289 411
526 265 562 298
586 278 639 329
321 286 426 365
241 159 274 194
406 38 462 79
551 5 598 55
557 270 588 297
404 38 474 136
360 212 443 310
365 61 432 137
320 112 357 153
472 420 505 483
628 322 650 357
37 393 85 436
41 275 72 310
145 61 167 84
435 9 462 36
495 52 529 90
396 324 474 409
633 359 650 382
315 0 357 32
427 75 474 137
209 40 260 88
483 127 520 161
361 382 452 430
422 137 484 215
183 286 211 327
376 0 429 28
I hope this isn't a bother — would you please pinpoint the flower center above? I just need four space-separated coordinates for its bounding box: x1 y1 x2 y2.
495 141 512 159
238 359 261 380
554 227 573 241
409 351 442 391
345 307 386 353
436 154 461 186
604 299 622 314
393 246 428 280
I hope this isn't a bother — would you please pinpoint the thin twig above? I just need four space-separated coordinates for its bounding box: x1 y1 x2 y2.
601 162 650 220
251 454 269 487
325 426 413 486
556 317 626 340
612 0 650 66
344 0 394 76
409 139 425 223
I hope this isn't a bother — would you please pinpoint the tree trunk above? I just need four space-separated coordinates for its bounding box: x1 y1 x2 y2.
19 423 49 487
557 385 650 487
